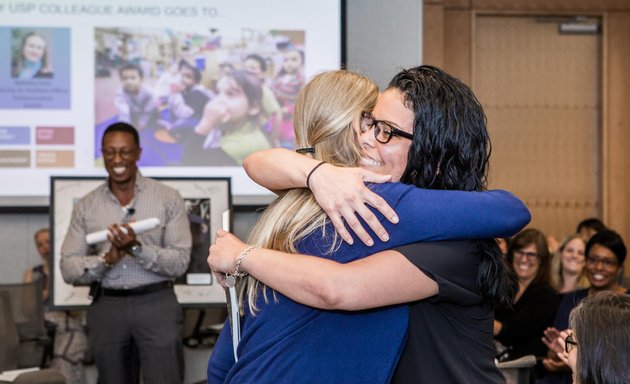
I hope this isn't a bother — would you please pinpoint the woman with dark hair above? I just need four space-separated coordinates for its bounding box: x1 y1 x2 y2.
208 66 529 383
494 229 560 363
576 217 606 242
12 31 53 79
559 291 630 384
541 229 628 384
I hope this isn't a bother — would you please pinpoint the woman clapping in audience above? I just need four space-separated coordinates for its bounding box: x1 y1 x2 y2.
494 229 561 366
541 229 628 383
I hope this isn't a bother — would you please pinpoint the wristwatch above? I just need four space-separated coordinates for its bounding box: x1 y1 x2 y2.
99 254 113 268
128 242 142 257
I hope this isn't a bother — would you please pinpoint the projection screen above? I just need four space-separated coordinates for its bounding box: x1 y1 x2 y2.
0 0 343 205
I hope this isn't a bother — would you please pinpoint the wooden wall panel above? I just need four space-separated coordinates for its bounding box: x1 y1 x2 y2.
604 13 630 275
472 0 630 12
423 3 445 67
474 16 601 240
426 2 630 276
444 10 472 85
444 0 471 9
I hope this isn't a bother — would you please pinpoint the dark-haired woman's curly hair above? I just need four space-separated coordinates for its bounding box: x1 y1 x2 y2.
389 65 517 307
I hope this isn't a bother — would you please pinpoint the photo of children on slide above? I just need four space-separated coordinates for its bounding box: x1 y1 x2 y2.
94 27 305 167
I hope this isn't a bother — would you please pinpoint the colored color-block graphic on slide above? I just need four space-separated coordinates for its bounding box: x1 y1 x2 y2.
0 126 30 145
0 150 30 167
36 150 73 167
36 126 74 145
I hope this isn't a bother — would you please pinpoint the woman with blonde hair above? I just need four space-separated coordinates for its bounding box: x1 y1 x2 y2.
208 71 529 383
208 67 530 383
549 234 589 294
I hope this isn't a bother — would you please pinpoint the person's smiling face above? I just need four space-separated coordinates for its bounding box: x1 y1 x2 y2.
512 244 541 285
23 34 46 62
585 244 620 290
102 131 141 186
561 238 586 275
358 88 414 182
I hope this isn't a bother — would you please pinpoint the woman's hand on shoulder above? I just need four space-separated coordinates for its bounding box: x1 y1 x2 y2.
308 163 397 246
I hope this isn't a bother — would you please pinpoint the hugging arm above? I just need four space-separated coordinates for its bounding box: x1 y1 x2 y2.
209 231 436 311
244 149 396 245
244 149 530 245
385 186 530 243
209 183 529 311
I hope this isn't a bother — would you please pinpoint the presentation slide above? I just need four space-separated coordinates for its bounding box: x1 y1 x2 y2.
0 0 342 200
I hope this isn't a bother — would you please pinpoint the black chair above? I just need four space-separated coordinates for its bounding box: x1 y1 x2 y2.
0 291 65 383
0 282 52 368
183 308 224 348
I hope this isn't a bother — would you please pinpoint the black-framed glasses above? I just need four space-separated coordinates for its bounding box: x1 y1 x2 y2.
565 334 578 353
360 111 413 144
101 148 137 160
585 256 618 269
514 249 538 259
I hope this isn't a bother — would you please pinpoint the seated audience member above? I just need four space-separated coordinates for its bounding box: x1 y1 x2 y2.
114 63 161 131
576 217 606 242
549 234 589 295
541 229 628 383
556 292 630 384
494 229 560 364
24 228 88 384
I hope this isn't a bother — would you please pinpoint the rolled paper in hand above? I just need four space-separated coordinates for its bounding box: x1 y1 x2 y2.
86 218 160 245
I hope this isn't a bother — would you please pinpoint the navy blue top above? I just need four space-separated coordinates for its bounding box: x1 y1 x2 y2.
207 182 531 384
554 288 589 331
554 287 630 331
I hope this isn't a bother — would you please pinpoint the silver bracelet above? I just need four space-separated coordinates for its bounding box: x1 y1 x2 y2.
225 244 260 288
231 244 261 278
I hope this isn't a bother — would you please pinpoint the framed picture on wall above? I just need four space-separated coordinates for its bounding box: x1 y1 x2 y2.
50 176 231 309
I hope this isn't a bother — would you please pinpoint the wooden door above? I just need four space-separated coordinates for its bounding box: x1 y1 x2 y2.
474 15 602 240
